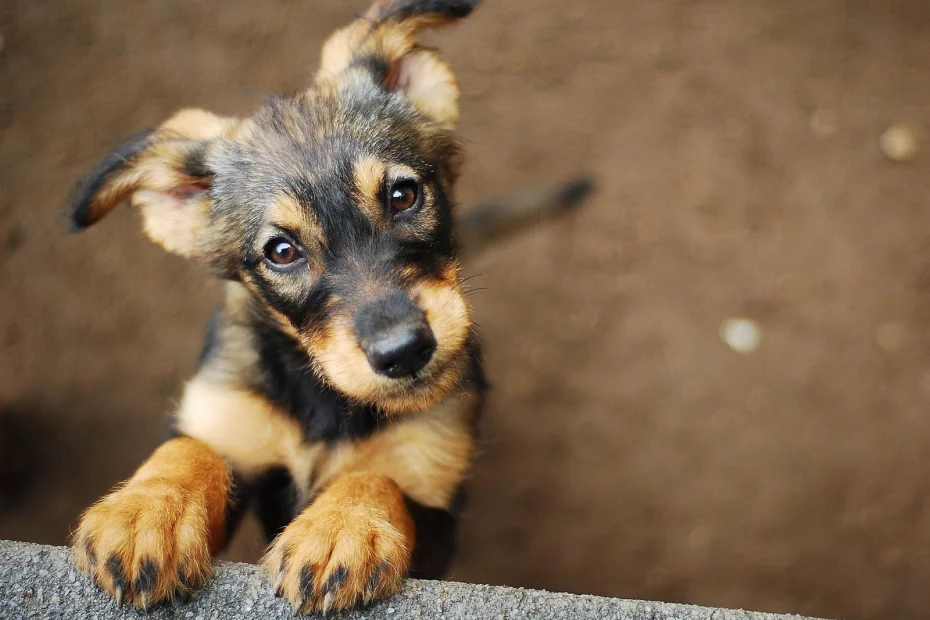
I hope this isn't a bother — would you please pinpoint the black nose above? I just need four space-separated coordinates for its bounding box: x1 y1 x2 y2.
363 324 437 378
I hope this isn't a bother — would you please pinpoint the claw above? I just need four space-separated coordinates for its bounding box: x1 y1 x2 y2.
140 592 150 611
364 563 385 607
114 586 123 608
322 592 334 617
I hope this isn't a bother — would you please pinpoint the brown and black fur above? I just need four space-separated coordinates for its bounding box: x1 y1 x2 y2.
66 0 591 615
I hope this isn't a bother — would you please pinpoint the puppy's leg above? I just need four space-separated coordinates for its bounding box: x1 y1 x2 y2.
72 437 231 609
262 472 414 615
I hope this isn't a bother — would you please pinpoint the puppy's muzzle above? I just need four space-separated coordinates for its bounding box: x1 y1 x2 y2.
355 290 436 379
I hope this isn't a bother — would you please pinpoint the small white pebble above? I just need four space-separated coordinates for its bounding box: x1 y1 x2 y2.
876 322 906 352
719 318 761 354
810 109 837 137
387 607 395 614
880 124 919 162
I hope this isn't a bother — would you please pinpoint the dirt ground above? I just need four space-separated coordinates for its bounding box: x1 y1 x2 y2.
2 1 929 619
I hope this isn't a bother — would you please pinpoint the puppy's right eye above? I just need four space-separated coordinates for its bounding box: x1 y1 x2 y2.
264 237 303 267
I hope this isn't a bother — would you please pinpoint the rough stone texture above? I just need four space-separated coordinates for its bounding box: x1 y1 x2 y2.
0 541 826 620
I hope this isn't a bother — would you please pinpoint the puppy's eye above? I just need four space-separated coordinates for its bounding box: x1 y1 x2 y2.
264 237 303 266
388 180 420 215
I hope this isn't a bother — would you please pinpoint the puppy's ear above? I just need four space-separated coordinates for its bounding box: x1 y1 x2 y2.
68 109 238 259
317 0 482 128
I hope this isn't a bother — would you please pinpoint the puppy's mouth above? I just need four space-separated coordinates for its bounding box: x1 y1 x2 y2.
314 339 467 415
372 347 469 413
303 278 472 415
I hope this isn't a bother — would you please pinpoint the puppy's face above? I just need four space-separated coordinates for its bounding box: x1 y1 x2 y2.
68 1 480 414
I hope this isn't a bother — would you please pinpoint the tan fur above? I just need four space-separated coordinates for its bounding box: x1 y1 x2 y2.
69 2 493 615
178 371 476 511
310 316 382 406
262 472 413 614
84 109 239 257
412 273 471 372
160 108 238 140
317 4 461 127
72 438 230 610
392 50 460 127
267 196 318 240
299 261 470 416
316 390 479 508
353 155 387 223
175 380 323 486
309 289 469 415
135 188 213 258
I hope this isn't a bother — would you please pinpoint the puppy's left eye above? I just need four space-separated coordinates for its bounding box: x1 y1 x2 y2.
264 237 303 267
388 180 420 215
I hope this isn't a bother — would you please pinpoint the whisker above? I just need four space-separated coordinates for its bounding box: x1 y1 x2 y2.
459 273 484 285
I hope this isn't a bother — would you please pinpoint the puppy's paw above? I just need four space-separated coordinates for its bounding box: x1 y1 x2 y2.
263 494 412 615
72 478 214 610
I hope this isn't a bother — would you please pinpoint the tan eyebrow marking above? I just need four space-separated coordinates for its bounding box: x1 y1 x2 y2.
266 195 325 252
353 155 386 224
268 195 308 232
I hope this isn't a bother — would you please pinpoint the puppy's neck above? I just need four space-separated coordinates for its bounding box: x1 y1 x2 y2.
240 298 386 443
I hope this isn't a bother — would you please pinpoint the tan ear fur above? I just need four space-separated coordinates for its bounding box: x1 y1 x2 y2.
68 108 239 259
387 49 460 127
316 0 480 127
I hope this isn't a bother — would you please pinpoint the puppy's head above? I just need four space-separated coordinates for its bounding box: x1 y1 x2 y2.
68 0 482 415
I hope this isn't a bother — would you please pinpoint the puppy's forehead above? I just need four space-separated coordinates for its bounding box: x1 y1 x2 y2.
259 88 420 168
211 87 432 219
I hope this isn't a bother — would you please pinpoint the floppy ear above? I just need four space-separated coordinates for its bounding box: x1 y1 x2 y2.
317 0 481 128
68 109 238 259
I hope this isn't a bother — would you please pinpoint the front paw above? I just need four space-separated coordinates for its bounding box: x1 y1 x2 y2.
262 499 412 615
72 478 214 610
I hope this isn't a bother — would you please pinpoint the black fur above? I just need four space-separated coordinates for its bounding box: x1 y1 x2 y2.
252 467 303 541
69 2 497 602
353 289 427 342
182 145 214 180
214 337 484 549
376 0 483 22
67 129 156 230
405 488 465 578
252 317 385 443
223 470 254 546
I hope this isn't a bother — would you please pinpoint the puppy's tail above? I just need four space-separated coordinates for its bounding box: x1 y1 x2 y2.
457 178 594 257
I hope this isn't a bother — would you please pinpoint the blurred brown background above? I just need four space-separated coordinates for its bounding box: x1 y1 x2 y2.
1 1 929 619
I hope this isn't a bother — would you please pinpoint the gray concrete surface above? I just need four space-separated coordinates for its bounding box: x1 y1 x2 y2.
0 541 828 620
0 541 829 619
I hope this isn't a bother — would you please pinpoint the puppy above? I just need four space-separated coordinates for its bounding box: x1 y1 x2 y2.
66 0 589 614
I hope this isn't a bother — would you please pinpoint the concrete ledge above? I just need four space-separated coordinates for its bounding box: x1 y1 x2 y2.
0 540 827 620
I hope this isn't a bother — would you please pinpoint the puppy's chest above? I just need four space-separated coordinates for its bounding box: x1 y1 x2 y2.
175 379 382 496
256 367 391 497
